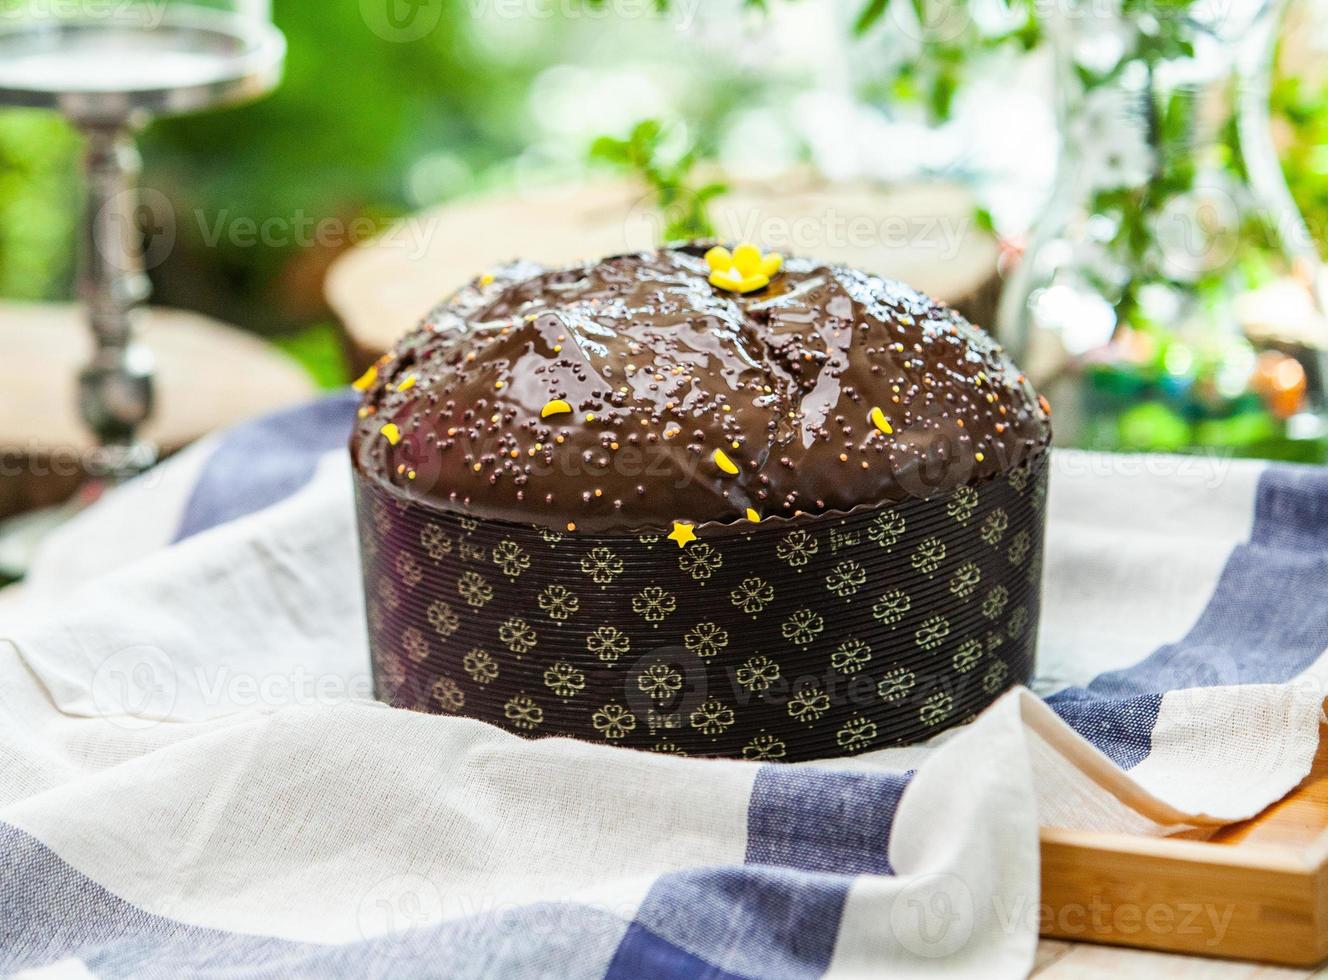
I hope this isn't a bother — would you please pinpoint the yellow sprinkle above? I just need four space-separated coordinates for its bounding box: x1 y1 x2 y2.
352 365 377 391
396 375 417 393
668 522 697 548
357 406 370 419
495 380 505 390
380 422 402 446
713 449 740 475
407 469 417 479
704 245 732 272
869 406 894 435
731 440 740 450
541 399 572 419
585 413 596 422
745 508 760 523
553 344 563 354
975 452 985 462
709 268 770 294
567 522 576 532
479 273 495 286
732 243 763 275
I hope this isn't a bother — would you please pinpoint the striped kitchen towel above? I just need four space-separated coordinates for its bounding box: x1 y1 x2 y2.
2 392 1325 979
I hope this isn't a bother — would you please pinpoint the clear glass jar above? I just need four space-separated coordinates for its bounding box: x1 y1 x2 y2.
998 0 1328 460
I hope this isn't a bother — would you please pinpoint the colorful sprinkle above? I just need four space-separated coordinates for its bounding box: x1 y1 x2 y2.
705 242 783 294
541 399 572 418
668 522 697 548
380 422 402 446
1038 394 1052 416
745 508 760 523
712 449 740 475
352 365 377 391
396 375 417 393
869 406 894 435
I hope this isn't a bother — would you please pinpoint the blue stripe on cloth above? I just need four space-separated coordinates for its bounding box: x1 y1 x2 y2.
173 391 359 542
604 867 848 980
0 822 625 979
1046 463 1328 769
604 766 912 979
746 766 912 876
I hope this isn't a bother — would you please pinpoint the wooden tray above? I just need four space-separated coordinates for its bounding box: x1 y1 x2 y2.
1040 722 1328 966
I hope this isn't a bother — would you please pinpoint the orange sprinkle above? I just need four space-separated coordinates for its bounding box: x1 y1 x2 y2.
566 522 576 532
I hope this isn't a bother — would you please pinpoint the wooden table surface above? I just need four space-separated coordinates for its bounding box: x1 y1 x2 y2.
1032 940 1311 977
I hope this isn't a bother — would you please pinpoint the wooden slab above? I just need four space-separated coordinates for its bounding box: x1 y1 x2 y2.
1040 722 1328 966
325 175 1002 372
0 302 316 518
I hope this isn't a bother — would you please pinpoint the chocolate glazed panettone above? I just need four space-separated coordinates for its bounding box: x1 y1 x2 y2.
351 243 1051 761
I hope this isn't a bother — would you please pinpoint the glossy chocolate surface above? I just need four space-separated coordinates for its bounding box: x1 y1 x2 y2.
351 245 1052 532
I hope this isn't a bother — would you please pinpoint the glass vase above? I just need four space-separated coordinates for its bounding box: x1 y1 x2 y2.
997 0 1328 460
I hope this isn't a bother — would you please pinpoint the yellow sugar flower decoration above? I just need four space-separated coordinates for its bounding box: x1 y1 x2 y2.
705 243 782 294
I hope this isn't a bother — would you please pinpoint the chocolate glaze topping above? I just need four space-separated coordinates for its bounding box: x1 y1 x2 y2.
351 244 1052 532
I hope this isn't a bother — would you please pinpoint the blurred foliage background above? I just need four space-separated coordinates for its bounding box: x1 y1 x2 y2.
1 0 1327 395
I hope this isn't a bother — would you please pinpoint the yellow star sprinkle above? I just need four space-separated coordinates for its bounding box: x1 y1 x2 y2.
869 406 894 435
712 449 740 475
668 522 697 548
745 508 760 523
380 422 402 446
351 365 377 391
705 243 783 294
541 399 572 418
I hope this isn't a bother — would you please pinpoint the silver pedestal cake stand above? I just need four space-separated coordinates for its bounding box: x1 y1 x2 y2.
0 6 285 477
0 7 284 575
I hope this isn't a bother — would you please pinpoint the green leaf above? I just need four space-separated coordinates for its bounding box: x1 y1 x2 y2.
853 0 890 35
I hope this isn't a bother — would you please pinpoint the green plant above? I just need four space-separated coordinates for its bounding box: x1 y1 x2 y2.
589 120 727 242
